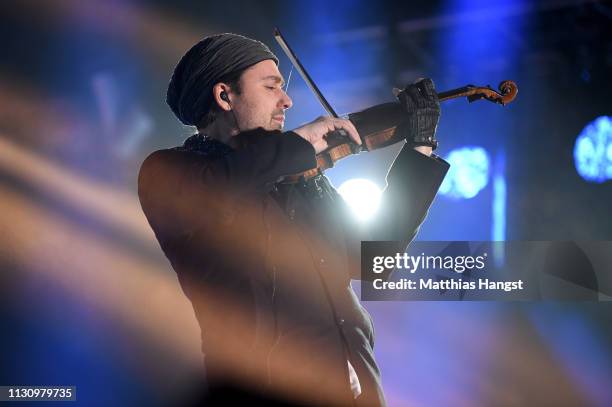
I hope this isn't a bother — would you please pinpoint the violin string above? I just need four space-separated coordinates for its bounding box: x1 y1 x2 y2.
285 65 293 93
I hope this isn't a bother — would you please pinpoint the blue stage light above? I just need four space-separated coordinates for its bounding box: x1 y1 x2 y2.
439 146 490 199
492 150 507 244
574 116 612 183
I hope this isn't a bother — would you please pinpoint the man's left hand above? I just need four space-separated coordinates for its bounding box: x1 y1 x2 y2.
397 78 440 152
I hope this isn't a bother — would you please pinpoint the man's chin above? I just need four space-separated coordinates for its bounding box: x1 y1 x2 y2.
269 122 284 131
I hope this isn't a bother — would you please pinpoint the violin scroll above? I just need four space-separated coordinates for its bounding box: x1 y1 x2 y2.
497 80 518 105
438 80 518 105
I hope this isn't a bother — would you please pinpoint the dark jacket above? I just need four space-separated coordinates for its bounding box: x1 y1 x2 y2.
138 129 449 406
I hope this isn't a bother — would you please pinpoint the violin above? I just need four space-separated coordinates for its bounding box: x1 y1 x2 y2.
273 28 518 182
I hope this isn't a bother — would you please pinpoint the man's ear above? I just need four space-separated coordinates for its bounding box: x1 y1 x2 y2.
213 83 232 111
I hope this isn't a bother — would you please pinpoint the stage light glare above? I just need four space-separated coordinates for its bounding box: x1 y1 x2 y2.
439 146 490 199
337 178 382 222
574 116 612 183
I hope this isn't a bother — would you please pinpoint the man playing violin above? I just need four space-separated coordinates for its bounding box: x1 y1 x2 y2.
138 33 449 406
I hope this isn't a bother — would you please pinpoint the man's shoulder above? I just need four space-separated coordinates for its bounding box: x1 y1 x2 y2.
139 140 220 177
137 146 199 197
141 145 189 162
141 147 172 166
139 147 181 180
137 136 232 197
137 148 172 199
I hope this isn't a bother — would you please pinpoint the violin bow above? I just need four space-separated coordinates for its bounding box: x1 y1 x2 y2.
274 27 517 108
273 27 341 118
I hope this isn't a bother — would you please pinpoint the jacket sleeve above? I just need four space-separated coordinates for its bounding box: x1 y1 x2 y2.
138 129 317 237
339 142 450 280
369 142 450 241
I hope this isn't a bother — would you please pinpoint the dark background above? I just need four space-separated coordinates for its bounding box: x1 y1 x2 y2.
1 1 611 406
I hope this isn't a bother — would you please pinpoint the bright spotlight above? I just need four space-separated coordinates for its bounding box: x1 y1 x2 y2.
574 116 612 183
337 178 382 222
439 146 490 199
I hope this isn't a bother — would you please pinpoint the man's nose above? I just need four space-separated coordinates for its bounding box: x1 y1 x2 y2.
279 90 292 110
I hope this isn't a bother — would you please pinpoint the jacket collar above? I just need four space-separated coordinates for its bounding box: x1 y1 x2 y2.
181 133 234 157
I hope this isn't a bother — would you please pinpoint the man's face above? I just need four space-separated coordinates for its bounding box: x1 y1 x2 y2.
229 59 293 131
